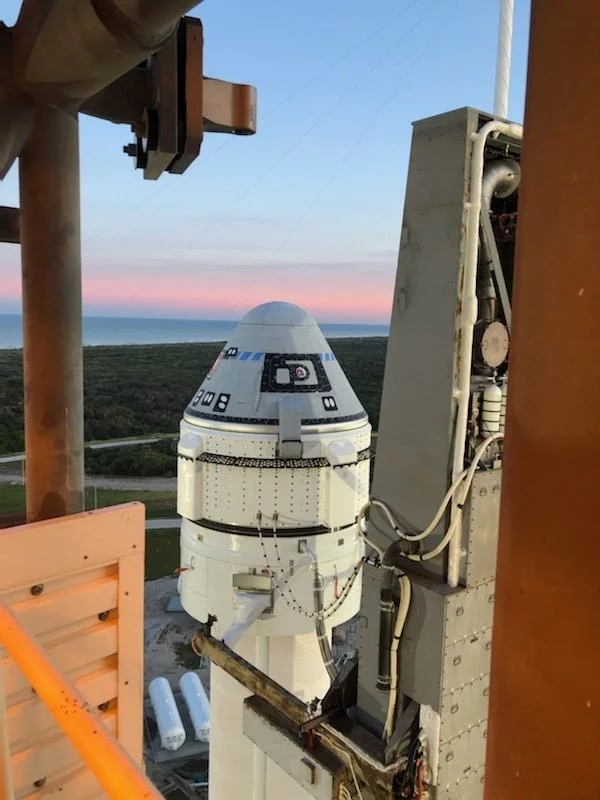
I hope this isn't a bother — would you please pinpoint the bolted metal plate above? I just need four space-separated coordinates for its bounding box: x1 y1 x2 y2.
440 676 490 743
460 469 502 587
444 582 495 644
442 628 492 694
436 766 485 800
437 720 487 788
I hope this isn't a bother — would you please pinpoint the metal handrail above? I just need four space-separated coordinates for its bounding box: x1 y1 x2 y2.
0 599 162 799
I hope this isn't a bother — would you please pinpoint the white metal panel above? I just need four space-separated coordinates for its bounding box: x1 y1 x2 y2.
179 522 363 638
177 457 203 520
243 703 334 800
325 465 357 529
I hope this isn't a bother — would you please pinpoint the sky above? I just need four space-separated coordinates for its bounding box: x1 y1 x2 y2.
0 0 531 323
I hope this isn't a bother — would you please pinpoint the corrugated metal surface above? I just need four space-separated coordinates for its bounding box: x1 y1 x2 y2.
0 504 145 798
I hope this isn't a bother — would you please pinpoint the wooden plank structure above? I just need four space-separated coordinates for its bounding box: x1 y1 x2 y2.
0 503 159 799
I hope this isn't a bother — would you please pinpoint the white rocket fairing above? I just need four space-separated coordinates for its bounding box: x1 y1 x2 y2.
177 301 370 800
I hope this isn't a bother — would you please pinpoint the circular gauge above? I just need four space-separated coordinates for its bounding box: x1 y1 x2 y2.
474 321 510 369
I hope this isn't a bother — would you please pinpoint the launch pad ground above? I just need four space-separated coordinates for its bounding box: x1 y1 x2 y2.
143 576 210 797
144 576 206 689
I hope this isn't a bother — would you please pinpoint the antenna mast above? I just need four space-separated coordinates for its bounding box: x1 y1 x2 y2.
494 0 514 118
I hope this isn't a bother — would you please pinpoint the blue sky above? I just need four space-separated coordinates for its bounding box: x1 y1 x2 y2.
0 0 531 322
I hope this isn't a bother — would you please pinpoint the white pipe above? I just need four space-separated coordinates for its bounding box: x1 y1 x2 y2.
448 120 522 589
494 0 514 118
382 574 411 741
417 434 504 567
363 472 468 544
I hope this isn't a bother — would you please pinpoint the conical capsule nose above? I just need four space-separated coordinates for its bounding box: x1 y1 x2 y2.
184 301 367 429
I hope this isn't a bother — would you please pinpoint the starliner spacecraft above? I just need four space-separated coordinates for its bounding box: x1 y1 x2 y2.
177 301 371 800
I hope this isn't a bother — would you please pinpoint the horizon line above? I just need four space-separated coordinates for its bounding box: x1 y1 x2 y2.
0 311 390 326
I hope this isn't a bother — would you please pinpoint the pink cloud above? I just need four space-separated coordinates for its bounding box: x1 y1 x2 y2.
81 270 393 322
0 256 394 323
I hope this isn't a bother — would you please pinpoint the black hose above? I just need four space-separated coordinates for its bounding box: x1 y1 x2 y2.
314 570 338 681
377 592 394 691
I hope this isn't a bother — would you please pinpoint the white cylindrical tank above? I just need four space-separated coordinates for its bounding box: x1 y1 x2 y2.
179 671 210 742
500 378 508 433
148 676 186 752
481 383 502 435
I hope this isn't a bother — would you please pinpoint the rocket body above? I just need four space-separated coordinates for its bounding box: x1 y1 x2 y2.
177 302 370 799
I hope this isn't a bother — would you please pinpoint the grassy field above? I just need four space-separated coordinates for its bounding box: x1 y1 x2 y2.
0 338 387 455
0 484 176 519
145 529 180 582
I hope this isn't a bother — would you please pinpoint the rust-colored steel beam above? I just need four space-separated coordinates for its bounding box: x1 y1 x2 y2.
19 106 84 521
485 2 600 798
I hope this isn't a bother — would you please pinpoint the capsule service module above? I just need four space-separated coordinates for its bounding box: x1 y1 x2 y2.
177 302 370 637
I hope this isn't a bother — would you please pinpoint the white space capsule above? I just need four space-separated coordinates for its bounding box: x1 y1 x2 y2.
148 676 186 752
177 301 370 638
179 671 210 742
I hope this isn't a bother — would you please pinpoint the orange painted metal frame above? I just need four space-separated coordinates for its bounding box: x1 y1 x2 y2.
485 1 600 797
0 503 160 799
0 600 160 800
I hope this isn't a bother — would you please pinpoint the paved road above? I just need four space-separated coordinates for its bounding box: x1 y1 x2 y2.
146 518 180 530
0 472 176 491
0 435 177 464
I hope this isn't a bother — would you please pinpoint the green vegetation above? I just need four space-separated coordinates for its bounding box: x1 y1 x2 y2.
0 337 387 457
172 639 202 670
145 529 180 581
85 437 178 477
0 484 176 519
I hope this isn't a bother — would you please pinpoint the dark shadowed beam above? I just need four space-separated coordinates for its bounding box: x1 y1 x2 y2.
12 0 203 107
0 24 33 178
485 1 600 797
0 206 20 243
80 68 157 127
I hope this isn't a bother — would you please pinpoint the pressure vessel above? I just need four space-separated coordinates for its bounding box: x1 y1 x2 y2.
149 676 186 751
481 383 502 435
179 671 210 742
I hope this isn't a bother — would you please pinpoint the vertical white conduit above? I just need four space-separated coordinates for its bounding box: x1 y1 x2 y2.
493 0 514 118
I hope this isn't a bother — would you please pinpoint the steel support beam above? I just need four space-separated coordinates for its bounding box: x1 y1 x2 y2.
0 206 20 243
485 1 600 797
19 106 84 521
13 0 201 105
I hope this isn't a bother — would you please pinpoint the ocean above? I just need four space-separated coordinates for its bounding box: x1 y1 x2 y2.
0 314 389 349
